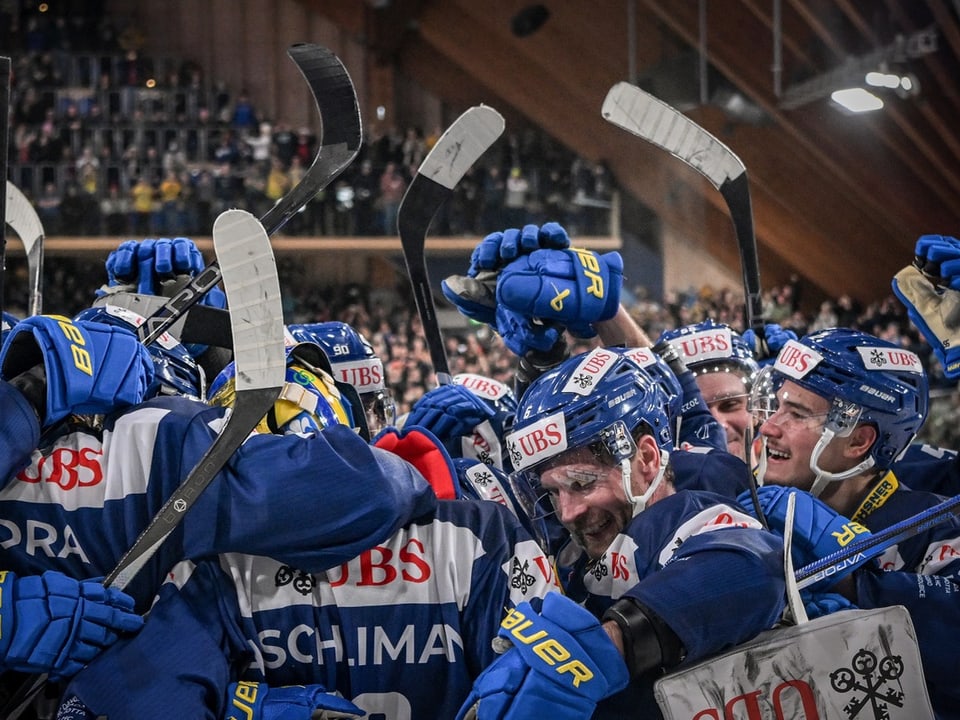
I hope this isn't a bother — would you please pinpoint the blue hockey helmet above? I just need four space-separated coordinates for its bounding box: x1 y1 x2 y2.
209 341 354 436
286 321 396 434
605 346 683 445
74 304 205 400
769 328 928 488
658 319 759 387
505 347 672 517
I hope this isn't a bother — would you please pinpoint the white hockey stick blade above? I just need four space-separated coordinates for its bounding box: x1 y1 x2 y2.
602 81 744 190
398 105 505 383
602 81 764 332
5 181 44 316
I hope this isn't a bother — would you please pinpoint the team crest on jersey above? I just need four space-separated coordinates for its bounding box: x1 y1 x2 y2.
505 412 567 471
276 564 316 595
561 348 618 396
585 534 639 598
510 557 537 595
856 346 923 373
666 327 734 365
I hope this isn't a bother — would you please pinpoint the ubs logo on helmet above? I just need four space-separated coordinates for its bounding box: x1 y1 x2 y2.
506 412 567 471
774 340 823 379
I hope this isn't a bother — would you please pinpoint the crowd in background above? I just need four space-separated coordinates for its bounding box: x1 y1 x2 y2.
2 3 958 448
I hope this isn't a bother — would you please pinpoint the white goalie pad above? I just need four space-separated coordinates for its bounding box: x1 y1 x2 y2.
654 605 932 720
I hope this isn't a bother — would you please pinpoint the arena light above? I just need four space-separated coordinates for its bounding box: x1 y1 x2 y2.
830 88 884 113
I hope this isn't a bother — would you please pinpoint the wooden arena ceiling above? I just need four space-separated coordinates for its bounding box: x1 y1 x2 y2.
309 0 960 308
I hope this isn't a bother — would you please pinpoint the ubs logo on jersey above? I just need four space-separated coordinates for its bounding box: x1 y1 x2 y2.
327 538 431 587
17 446 104 490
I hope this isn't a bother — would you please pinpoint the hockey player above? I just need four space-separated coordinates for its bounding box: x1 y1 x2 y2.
0 314 436 611
491 346 788 719
657 319 761 460
286 320 397 438
54 425 611 720
741 327 960 716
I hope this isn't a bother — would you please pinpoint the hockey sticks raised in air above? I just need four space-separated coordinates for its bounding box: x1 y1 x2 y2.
6 181 45 315
2 209 286 720
138 42 362 346
794 491 960 591
601 81 764 335
397 105 505 385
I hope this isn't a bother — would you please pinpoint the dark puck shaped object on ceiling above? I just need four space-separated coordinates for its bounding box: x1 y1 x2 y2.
511 4 550 37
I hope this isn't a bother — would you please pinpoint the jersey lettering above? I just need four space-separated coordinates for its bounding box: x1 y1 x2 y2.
17 446 104 490
327 539 431 588
0 519 91 563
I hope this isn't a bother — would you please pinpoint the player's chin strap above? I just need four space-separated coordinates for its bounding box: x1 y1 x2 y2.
808 399 872 498
625 450 670 518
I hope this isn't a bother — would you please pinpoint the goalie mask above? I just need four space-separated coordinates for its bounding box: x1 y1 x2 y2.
286 321 395 435
505 347 672 519
74 305 205 401
209 341 353 436
765 328 928 496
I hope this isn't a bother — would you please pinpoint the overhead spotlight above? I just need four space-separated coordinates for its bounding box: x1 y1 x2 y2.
830 88 884 113
511 4 550 38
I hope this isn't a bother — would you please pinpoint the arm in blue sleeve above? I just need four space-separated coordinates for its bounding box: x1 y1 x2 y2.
183 424 438 573
623 528 785 663
0 380 42 487
855 568 960 696
59 561 243 720
674 369 726 451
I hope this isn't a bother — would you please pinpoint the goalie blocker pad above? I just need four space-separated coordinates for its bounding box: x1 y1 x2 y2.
654 605 931 720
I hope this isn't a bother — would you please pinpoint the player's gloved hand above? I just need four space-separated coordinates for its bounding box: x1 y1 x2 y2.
495 305 565 357
0 315 154 426
800 591 857 621
741 323 797 366
737 486 871 592
98 237 226 309
455 592 629 720
441 224 573 327
496 248 623 338
892 263 960 378
912 234 960 289
373 425 460 500
226 681 366 720
405 384 496 445
0 570 143 680
469 223 572 275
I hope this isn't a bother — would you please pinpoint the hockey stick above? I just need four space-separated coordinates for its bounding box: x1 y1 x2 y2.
601 81 764 334
138 42 361 346
0 57 10 323
794 492 960 591
2 209 286 719
6 180 45 315
397 105 505 384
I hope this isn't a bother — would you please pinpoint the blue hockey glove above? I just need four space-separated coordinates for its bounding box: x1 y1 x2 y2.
737 486 871 592
469 223 572 275
496 248 623 337
99 237 226 309
443 224 574 328
405 384 496 447
741 323 797 366
456 593 628 720
913 234 960 290
373 425 460 500
0 315 155 426
495 305 565 357
0 571 143 680
892 263 960 378
226 681 365 720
